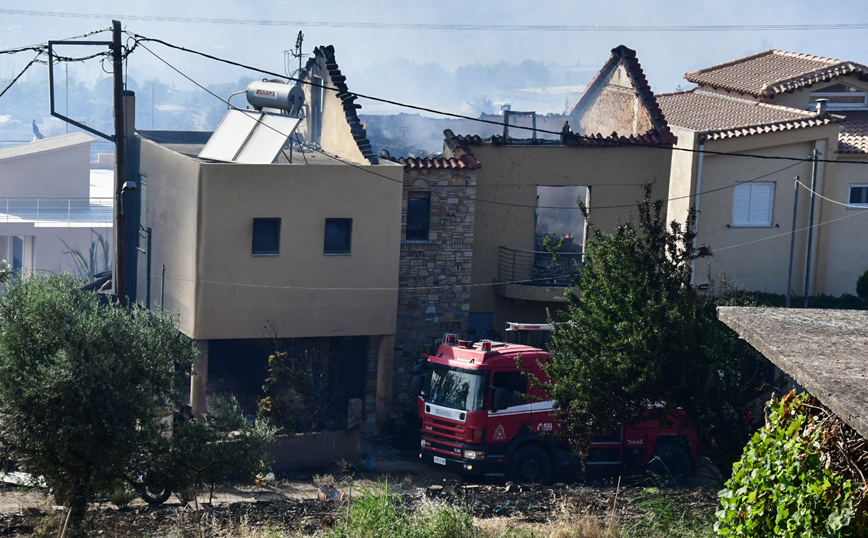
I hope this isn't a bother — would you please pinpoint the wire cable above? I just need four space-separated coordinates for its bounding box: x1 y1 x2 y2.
5 10 868 32
125 32 868 167
0 52 41 100
795 178 868 209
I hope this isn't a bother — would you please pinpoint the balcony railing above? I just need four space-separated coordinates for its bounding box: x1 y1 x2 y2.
0 197 113 226
498 246 583 287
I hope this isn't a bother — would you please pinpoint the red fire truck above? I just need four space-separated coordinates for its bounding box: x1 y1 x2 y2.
412 333 699 484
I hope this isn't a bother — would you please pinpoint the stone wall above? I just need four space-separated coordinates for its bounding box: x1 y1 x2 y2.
393 167 477 412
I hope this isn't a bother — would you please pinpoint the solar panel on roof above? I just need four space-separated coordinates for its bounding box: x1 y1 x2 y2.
234 114 301 164
198 110 260 163
198 110 301 164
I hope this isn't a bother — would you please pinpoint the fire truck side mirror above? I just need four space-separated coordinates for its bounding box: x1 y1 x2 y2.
492 387 510 412
409 375 422 396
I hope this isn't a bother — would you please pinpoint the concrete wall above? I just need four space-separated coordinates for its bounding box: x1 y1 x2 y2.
666 127 701 228
815 154 868 296
690 126 838 295
0 228 111 276
137 139 202 335
0 134 93 198
266 429 361 472
468 143 671 318
192 161 402 340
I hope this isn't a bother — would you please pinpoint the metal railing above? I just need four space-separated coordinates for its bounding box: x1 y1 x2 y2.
0 197 113 226
498 246 582 287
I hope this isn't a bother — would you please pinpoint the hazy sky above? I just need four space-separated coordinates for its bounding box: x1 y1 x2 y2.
2 1 868 115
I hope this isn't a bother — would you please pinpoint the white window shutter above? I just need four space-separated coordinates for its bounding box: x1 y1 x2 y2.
732 184 752 226
750 183 774 226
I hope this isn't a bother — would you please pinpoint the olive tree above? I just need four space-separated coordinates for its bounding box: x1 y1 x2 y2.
0 274 197 534
542 184 769 469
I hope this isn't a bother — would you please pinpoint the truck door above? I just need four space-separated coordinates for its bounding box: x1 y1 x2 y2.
487 371 529 444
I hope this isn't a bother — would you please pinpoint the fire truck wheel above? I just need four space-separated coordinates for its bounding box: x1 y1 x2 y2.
508 445 552 485
647 443 690 487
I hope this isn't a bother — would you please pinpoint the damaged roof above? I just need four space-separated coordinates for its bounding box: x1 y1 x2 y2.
718 307 868 439
570 44 676 144
305 45 379 165
657 90 841 141
685 49 868 98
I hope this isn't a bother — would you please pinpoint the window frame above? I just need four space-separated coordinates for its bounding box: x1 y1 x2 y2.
731 182 775 228
324 218 353 255
405 191 431 242
848 184 868 208
251 217 281 256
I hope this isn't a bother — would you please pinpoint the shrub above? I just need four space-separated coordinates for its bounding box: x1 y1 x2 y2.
715 391 867 537
857 270 868 301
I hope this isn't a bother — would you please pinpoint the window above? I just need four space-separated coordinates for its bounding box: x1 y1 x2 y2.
492 371 527 408
252 218 281 255
406 192 430 242
732 182 774 227
324 218 352 254
849 184 868 207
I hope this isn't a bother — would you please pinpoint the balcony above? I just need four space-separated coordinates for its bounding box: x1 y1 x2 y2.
0 197 113 227
497 246 582 302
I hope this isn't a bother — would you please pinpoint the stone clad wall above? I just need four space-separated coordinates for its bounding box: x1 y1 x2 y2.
393 167 477 412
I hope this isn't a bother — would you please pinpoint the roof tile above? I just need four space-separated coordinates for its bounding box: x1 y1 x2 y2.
657 90 840 141
836 110 868 154
685 49 868 97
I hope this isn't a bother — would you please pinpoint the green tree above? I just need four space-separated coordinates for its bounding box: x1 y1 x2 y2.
542 184 767 469
0 259 10 287
0 274 197 535
160 396 275 503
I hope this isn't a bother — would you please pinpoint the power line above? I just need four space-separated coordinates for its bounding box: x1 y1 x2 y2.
5 11 868 32
0 53 40 100
126 32 868 167
134 39 814 213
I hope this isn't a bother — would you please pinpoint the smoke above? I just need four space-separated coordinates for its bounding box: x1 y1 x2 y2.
535 186 586 245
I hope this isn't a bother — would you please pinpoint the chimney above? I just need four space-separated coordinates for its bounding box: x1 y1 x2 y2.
815 98 828 115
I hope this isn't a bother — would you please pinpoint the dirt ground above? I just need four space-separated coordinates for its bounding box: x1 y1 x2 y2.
0 440 723 537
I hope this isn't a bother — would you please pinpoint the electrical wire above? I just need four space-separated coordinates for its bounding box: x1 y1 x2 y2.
0 53 40 100
125 32 868 167
795 178 868 209
134 38 814 213
4 10 868 32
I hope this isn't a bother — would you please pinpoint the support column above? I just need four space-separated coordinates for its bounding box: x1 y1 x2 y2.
374 334 395 435
191 340 209 417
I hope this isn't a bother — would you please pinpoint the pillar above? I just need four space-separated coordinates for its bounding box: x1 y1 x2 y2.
190 339 209 417
374 334 395 435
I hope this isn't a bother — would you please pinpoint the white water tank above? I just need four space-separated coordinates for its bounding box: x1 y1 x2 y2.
246 80 304 115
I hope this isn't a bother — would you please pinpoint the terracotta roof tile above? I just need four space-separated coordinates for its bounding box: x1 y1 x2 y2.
836 110 868 154
379 150 469 170
307 45 379 165
685 49 868 98
657 90 840 141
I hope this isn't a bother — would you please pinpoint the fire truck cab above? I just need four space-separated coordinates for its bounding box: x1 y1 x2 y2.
413 334 698 484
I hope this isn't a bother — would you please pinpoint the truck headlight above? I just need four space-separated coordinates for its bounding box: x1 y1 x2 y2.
421 439 426 449
462 449 485 460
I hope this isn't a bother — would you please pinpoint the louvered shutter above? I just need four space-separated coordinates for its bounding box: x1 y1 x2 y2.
750 183 774 226
732 184 752 226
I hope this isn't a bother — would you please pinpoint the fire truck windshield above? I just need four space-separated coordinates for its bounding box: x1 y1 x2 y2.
424 364 488 412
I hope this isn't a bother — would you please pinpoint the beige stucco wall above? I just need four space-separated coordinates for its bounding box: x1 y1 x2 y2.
137 139 202 336
691 126 838 295
815 155 868 296
139 138 402 340
469 143 670 315
192 161 402 340
0 135 93 198
666 127 701 228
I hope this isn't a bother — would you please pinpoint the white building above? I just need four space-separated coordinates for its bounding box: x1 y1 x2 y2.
0 133 113 279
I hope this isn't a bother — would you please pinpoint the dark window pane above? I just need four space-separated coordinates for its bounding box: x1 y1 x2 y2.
252 218 280 255
850 186 868 204
492 371 527 407
325 218 352 254
406 194 430 242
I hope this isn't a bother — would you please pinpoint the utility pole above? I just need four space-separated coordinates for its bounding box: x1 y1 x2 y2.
112 20 129 306
786 176 799 308
803 148 820 307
